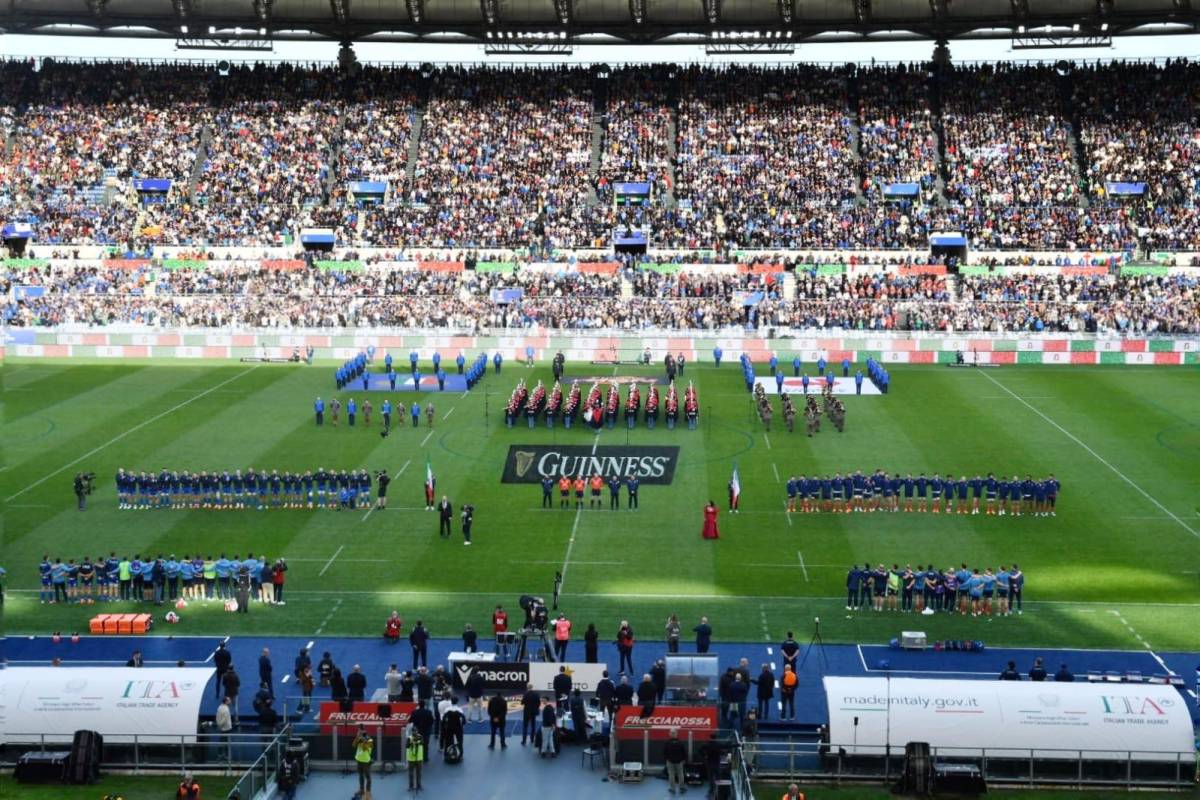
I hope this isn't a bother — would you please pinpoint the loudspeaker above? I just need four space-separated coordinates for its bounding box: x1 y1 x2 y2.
68 729 103 784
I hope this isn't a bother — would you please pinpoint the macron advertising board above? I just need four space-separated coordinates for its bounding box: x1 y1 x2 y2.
0 667 213 744
824 677 1194 761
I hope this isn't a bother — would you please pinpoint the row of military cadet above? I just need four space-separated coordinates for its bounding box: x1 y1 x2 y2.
755 383 846 435
114 468 379 509
314 396 437 428
504 379 699 430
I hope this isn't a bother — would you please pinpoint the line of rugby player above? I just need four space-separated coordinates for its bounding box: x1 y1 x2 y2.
786 471 1060 516
847 563 1026 617
115 468 375 510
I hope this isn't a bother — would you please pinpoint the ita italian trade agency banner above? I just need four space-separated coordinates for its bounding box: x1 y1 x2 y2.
824 677 1194 761
0 667 213 744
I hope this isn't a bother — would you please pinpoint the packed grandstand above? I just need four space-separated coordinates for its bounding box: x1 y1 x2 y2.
1 58 1198 333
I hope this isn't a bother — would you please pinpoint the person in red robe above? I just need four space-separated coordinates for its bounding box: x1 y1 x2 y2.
701 501 720 540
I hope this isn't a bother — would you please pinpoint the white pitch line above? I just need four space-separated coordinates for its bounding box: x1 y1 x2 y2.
287 558 390 563
419 429 434 447
442 406 456 421
461 389 470 398
559 508 584 592
783 501 793 527
5 366 259 502
513 560 623 566
979 370 1199 541
797 551 810 583
591 435 600 455
318 545 345 577
763 433 772 450
771 463 781 483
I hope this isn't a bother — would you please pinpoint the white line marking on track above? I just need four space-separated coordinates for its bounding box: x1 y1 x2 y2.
306 640 314 651
1107 609 1173 674
771 463 781 483
419 430 434 447
797 551 810 582
5 366 260 502
979 370 1199 540
318 545 345 577
314 598 343 636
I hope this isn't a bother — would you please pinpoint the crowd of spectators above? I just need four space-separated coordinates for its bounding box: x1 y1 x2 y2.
857 65 939 201
675 65 856 212
5 260 1196 334
941 63 1079 208
2 59 1199 253
1073 60 1200 206
597 66 675 202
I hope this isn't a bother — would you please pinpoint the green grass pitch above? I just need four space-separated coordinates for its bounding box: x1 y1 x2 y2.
3 359 1199 651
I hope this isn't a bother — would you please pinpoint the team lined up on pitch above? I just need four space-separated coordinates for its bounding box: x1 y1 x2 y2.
784 472 1061 516
114 468 379 509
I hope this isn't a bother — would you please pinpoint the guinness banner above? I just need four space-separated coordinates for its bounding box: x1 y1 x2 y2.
502 445 680 484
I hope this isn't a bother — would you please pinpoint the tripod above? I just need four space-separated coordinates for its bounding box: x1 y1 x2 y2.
515 627 556 663
795 616 828 672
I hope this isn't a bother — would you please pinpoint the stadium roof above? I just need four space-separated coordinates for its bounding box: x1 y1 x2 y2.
1 0 1196 47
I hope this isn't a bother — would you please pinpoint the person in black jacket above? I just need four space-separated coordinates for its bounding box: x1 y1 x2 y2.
1029 657 1048 681
754 663 776 719
462 624 478 653
649 659 667 702
410 620 429 669
438 497 453 538
999 660 1020 680
347 664 367 700
637 673 657 714
222 666 241 726
400 670 415 702
414 666 434 706
213 642 233 699
539 700 558 757
466 668 486 722
293 648 311 681
552 665 572 709
614 675 634 707
487 692 508 749
693 616 712 653
521 683 541 745
570 689 589 744
410 700 435 762
584 623 599 663
258 648 274 698
440 700 465 756
330 667 348 701
663 728 688 795
595 671 616 718
258 697 280 734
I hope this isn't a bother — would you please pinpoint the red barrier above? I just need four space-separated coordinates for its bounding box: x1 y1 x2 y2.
613 705 719 742
319 701 416 735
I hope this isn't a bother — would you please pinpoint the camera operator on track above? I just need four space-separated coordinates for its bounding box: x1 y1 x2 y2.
74 472 94 511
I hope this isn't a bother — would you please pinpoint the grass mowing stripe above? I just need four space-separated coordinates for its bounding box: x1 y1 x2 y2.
5 366 260 503
978 370 1199 541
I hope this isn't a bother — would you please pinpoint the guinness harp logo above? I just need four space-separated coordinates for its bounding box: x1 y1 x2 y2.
514 451 537 477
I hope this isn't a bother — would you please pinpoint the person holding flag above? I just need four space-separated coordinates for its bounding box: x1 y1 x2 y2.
424 458 436 511
728 466 741 514
701 500 720 540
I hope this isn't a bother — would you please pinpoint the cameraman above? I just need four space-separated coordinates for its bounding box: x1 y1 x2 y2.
376 470 390 510
460 503 474 545
74 473 92 511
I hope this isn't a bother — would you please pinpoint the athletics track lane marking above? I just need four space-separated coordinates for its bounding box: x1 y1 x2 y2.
978 370 1200 541
314 598 343 636
5 366 261 503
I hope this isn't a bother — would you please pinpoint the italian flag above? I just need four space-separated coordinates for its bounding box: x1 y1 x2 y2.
424 456 436 507
729 465 741 512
